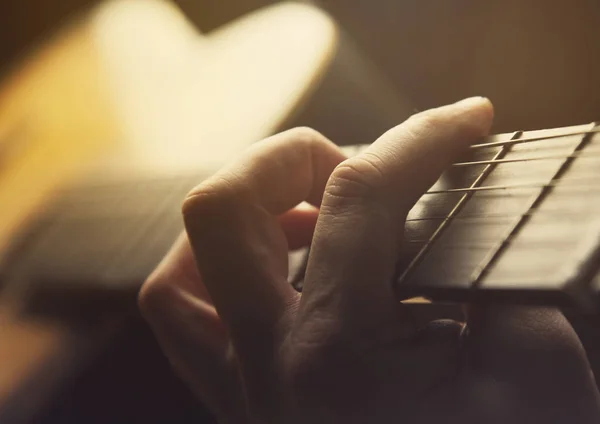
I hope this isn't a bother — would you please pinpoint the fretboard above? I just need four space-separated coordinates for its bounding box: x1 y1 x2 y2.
393 122 600 309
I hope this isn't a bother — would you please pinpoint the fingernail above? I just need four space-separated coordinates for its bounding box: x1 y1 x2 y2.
454 96 490 107
453 97 494 134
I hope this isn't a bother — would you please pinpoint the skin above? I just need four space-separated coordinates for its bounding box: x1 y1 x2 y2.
139 98 600 424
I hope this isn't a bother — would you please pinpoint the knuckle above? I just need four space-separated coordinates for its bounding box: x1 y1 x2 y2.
181 178 243 223
181 189 219 221
409 108 480 141
406 111 440 138
286 126 326 145
138 273 174 318
281 127 334 155
324 154 387 202
251 127 328 157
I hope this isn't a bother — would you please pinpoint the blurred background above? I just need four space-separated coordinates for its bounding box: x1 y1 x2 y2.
0 0 599 423
3 0 600 132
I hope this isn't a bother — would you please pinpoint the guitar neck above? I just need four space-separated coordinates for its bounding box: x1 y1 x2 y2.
397 122 600 309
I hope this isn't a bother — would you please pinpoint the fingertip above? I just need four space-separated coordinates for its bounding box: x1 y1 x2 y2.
279 204 319 249
453 96 493 108
452 96 495 135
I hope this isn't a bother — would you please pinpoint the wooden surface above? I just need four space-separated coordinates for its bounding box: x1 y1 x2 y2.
0 22 120 256
0 1 338 421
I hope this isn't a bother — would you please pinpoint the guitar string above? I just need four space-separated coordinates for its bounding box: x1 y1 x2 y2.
405 238 583 248
405 195 600 245
393 131 522 285
470 118 595 285
342 128 600 154
405 208 600 248
344 132 600 169
410 131 600 219
391 128 600 287
407 128 600 255
424 176 600 195
452 149 600 167
470 128 600 149
406 206 600 223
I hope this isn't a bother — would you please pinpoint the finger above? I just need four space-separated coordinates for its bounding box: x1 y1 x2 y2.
300 98 494 335
139 236 242 420
279 203 320 249
145 290 244 422
145 233 213 301
182 128 346 361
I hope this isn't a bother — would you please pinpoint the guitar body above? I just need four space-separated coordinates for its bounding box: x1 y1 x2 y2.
0 1 347 421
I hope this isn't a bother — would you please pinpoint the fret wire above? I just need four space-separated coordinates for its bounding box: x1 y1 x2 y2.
452 150 600 167
395 131 522 286
470 127 600 149
469 122 598 286
424 176 600 195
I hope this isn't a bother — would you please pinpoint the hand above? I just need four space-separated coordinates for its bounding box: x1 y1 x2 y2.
139 98 600 424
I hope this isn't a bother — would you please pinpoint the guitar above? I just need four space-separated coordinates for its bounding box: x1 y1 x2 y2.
0 1 345 422
9 123 600 315
2 1 599 422
2 122 599 422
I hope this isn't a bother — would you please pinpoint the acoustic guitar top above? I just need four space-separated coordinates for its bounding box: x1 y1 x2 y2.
0 1 339 422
